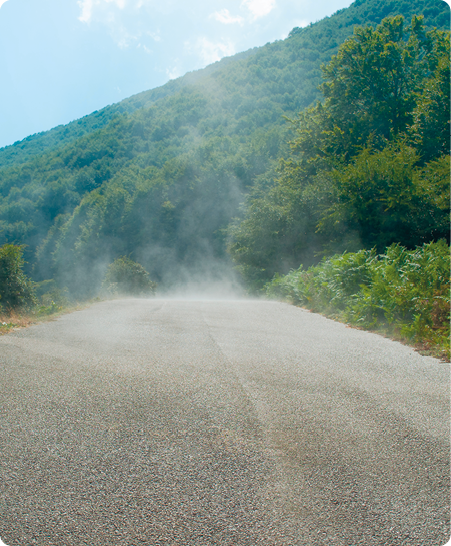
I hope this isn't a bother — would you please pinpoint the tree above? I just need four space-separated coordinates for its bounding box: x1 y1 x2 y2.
319 143 450 251
320 16 448 157
0 244 37 311
227 166 330 287
102 257 156 296
409 54 450 162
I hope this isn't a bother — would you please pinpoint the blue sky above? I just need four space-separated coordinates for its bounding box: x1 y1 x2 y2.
0 0 358 149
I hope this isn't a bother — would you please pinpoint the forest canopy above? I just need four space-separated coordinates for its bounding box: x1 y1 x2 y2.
228 14 450 287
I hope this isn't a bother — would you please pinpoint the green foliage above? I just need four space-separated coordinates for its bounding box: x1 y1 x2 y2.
285 15 450 171
319 143 450 251
102 257 157 296
227 166 329 288
34 279 71 315
229 13 450 284
0 244 37 311
266 241 450 359
266 248 376 313
319 15 448 153
0 0 448 295
409 53 450 162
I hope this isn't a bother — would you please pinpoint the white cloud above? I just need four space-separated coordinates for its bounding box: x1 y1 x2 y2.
135 0 154 8
77 0 148 49
190 37 235 66
78 0 94 23
147 30 161 42
77 0 130 24
241 0 276 19
0 0 9 9
211 9 244 25
138 43 152 54
117 35 132 48
107 0 127 9
110 21 139 48
166 66 181 80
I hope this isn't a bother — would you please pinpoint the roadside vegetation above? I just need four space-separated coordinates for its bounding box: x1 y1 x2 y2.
0 243 77 332
229 15 450 360
266 241 450 360
102 256 157 296
0 245 155 333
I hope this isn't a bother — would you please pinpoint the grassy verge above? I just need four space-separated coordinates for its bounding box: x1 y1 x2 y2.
0 310 36 333
0 299 100 335
265 240 450 361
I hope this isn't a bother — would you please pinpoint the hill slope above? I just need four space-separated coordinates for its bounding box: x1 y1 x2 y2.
0 0 448 295
0 49 258 170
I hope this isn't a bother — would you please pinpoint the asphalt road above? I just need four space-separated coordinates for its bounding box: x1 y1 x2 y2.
0 298 449 546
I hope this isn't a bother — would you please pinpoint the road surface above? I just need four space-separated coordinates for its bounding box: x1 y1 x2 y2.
0 298 449 545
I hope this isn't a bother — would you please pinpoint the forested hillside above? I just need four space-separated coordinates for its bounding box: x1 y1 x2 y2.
229 12 450 286
0 0 448 297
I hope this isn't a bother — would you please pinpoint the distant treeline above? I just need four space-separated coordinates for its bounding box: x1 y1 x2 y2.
0 0 448 298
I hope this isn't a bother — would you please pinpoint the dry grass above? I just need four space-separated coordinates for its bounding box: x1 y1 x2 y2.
0 310 36 333
0 300 99 335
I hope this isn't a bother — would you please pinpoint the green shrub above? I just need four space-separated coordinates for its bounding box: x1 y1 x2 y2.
266 248 376 314
34 280 71 316
266 241 450 359
102 257 157 296
0 244 37 311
